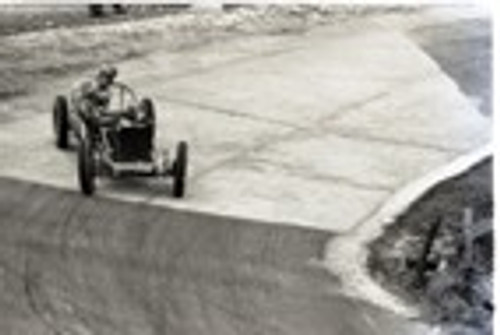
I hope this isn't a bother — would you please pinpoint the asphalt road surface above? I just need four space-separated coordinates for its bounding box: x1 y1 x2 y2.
0 178 426 335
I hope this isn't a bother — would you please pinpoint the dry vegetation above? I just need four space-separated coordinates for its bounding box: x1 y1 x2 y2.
368 158 493 335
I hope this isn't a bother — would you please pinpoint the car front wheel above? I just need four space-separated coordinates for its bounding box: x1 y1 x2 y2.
172 141 188 198
78 137 96 196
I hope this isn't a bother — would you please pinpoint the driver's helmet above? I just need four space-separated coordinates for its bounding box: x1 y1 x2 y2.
96 64 118 85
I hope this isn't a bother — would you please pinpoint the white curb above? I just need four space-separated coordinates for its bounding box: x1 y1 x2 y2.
323 143 493 317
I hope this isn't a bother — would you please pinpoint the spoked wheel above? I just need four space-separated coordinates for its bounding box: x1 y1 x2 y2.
172 141 188 198
53 95 69 149
78 136 96 196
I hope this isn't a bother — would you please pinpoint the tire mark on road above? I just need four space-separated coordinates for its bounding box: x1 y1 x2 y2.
23 259 64 335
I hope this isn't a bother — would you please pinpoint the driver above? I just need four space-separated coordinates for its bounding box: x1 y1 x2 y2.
71 64 118 127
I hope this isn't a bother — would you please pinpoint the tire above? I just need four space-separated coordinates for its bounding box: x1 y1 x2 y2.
140 98 156 151
53 95 69 149
140 97 156 127
78 137 96 196
172 141 188 198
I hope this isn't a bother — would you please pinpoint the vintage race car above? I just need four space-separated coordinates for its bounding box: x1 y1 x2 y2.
52 83 188 198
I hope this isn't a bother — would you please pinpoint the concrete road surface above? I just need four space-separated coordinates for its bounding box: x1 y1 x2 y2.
0 15 490 232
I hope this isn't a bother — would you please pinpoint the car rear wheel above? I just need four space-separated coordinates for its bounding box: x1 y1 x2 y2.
53 95 69 149
140 97 155 134
78 137 96 196
172 141 188 198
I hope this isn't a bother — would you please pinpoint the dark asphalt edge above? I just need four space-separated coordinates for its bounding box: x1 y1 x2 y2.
0 175 334 235
0 175 434 335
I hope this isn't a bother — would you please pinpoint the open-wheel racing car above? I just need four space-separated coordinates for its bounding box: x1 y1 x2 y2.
52 83 188 198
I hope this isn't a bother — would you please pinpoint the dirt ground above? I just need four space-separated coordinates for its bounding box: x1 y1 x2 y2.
368 158 493 334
